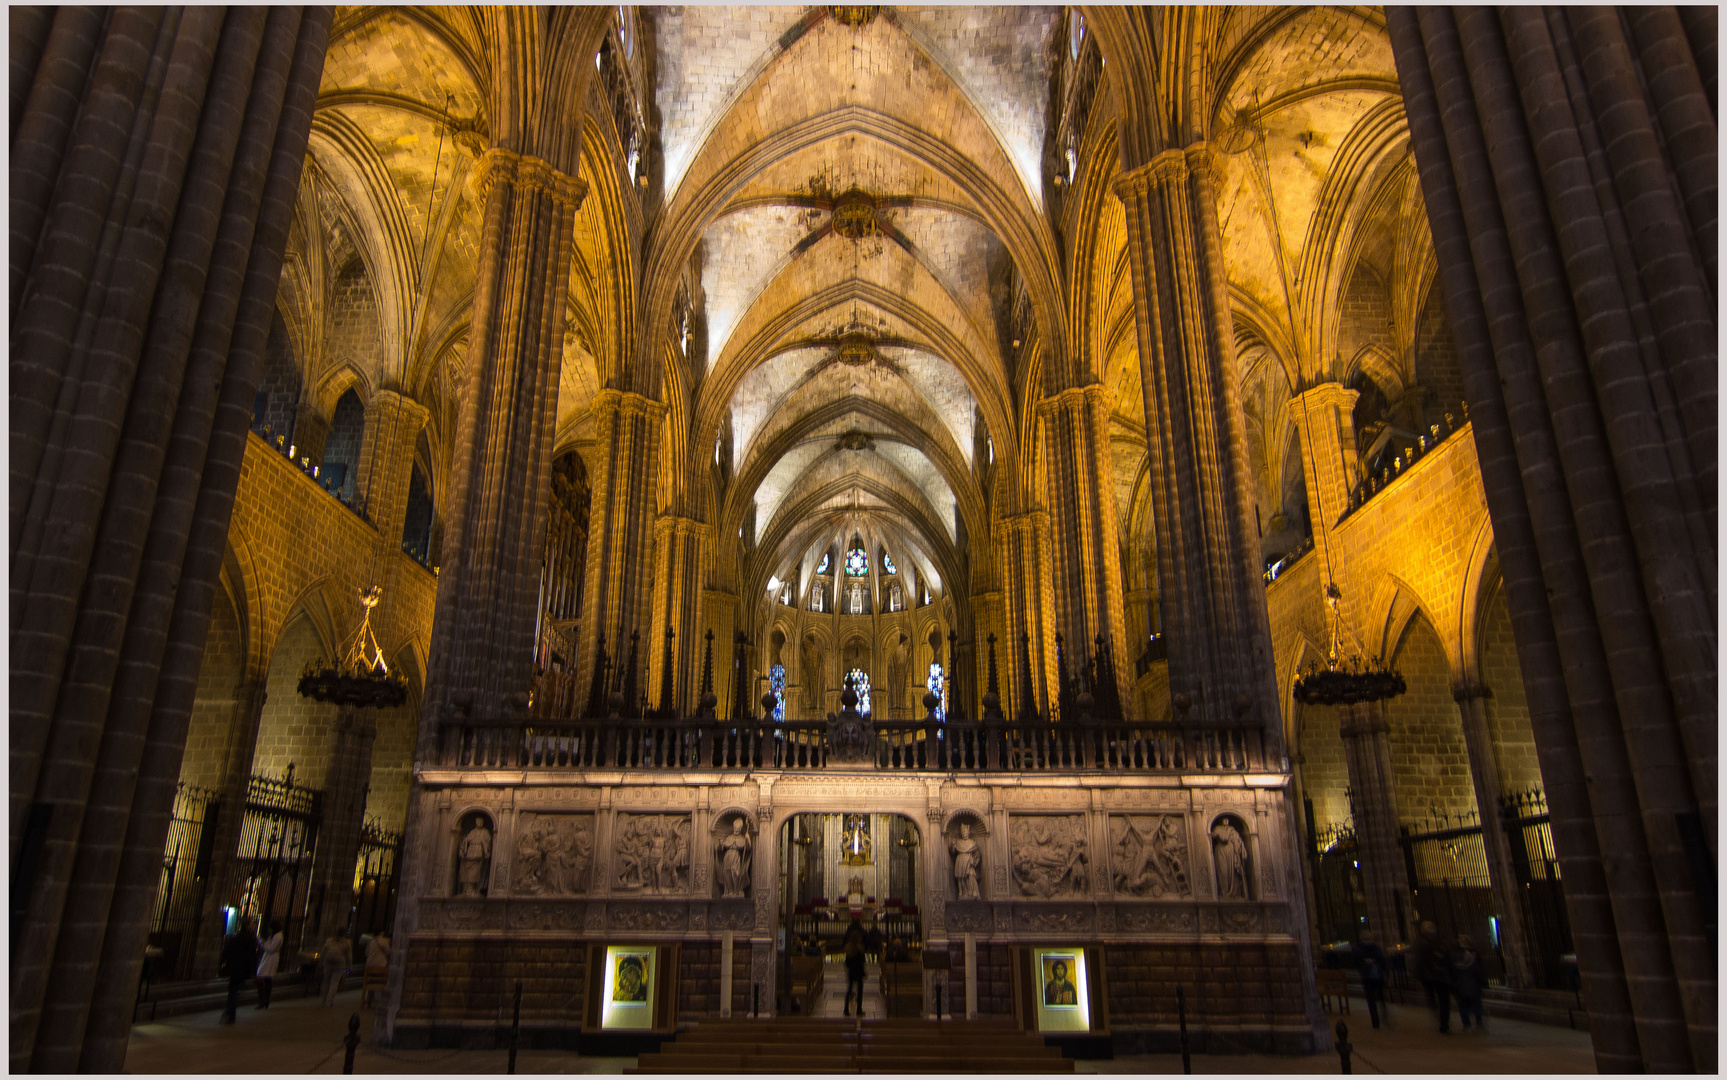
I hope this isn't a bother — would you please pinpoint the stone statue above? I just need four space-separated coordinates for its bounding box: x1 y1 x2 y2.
615 814 691 893
1211 818 1250 900
718 817 753 899
885 634 910 709
949 823 982 900
801 637 823 709
512 814 594 895
1009 816 1089 899
456 818 493 897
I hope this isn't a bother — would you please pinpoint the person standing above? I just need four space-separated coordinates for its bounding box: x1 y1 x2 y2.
1355 930 1389 1029
1453 934 1487 1032
842 918 867 1017
1411 921 1454 1033
218 917 261 1024
319 929 353 1007
254 921 283 1009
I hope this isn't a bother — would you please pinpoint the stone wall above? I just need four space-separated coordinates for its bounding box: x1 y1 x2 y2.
1384 615 1475 823
1479 587 1540 793
179 590 245 791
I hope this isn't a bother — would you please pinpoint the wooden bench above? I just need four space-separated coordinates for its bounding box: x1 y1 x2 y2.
784 954 824 1015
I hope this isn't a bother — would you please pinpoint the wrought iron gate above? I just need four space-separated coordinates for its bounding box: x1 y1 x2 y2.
228 767 322 959
148 783 220 979
1399 808 1505 983
1306 817 1368 946
1500 789 1572 989
351 817 402 940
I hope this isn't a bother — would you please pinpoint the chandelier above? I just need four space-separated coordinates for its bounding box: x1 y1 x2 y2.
1291 581 1406 706
831 188 879 240
297 585 408 708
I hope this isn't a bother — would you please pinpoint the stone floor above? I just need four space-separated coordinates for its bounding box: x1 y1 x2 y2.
122 987 1595 1074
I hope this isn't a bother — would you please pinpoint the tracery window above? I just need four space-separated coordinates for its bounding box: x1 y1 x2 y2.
1069 10 1085 59
770 664 786 722
927 663 945 722
816 552 831 575
848 669 872 716
845 546 868 576
881 550 897 575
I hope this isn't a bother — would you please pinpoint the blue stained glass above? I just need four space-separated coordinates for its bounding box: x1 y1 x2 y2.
770 664 786 722
816 552 831 574
882 551 897 575
928 663 945 722
845 547 868 576
848 669 871 716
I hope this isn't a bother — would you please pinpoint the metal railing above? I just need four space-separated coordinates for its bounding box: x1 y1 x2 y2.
435 716 1268 774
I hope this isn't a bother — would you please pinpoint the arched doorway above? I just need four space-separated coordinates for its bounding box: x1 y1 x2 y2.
779 812 923 1017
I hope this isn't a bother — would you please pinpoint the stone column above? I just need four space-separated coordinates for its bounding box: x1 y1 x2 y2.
1453 685 1534 988
418 147 588 730
308 704 380 939
1337 702 1409 944
354 388 429 545
1287 383 1360 603
646 516 709 715
1037 385 1135 717
573 390 666 715
996 511 1056 719
1111 148 1282 731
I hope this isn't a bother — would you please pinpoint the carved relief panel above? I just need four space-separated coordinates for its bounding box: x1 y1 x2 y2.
511 813 595 896
1109 814 1192 899
1007 815 1090 899
613 813 693 894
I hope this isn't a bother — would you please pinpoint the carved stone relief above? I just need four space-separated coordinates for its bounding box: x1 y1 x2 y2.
1119 905 1198 934
506 901 586 931
610 905 687 932
511 813 594 896
1015 905 1093 933
614 813 692 894
712 901 755 931
945 902 991 932
1109 814 1191 899
1008 815 1090 899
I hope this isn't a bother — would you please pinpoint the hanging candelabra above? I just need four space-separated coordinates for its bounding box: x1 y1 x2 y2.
1291 581 1407 706
297 584 409 707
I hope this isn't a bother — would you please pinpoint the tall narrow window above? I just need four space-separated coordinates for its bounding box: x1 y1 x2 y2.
816 552 831 575
849 582 865 614
811 583 825 613
889 583 903 612
770 664 786 722
780 581 794 606
927 663 945 722
881 550 897 575
848 669 871 716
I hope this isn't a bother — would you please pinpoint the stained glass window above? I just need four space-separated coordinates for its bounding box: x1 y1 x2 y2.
927 663 945 722
848 669 872 715
770 664 786 722
845 547 868 576
816 552 831 575
881 550 897 575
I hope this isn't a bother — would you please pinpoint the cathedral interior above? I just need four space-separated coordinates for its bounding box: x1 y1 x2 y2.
9 4 1716 1073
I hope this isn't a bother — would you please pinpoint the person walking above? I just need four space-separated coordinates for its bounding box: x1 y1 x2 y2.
218 917 261 1024
842 918 867 1017
1356 930 1389 1029
254 920 283 1009
319 929 354 1007
1453 934 1488 1032
1411 921 1454 1033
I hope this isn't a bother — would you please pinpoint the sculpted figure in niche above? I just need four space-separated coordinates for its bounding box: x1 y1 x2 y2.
1009 816 1089 899
1111 815 1190 899
456 815 493 897
1211 817 1251 900
949 822 983 900
512 815 594 895
801 636 823 709
716 816 754 899
885 634 910 709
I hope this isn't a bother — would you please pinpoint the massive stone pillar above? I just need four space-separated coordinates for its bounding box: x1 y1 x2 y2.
190 677 270 978
1111 149 1282 731
995 510 1057 719
355 387 430 545
9 8 329 1071
308 704 379 938
573 390 665 715
1337 702 1410 944
1038 385 1135 716
418 148 586 725
1286 383 1359 601
646 515 709 715
1390 8 1715 1069
1452 684 1534 987
1113 142 1325 1048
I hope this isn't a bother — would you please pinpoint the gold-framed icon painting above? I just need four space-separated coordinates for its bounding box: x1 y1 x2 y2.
1040 953 1081 1008
611 952 651 1003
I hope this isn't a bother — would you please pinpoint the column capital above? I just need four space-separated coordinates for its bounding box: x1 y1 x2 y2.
1034 383 1109 417
366 387 431 430
591 388 667 424
1290 382 1360 419
654 514 711 540
1112 143 1220 201
472 146 588 210
1001 509 1050 532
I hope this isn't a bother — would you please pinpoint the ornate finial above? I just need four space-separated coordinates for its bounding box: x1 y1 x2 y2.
698 629 717 718
1018 631 1039 723
982 633 1002 721
657 627 676 718
584 633 610 719
828 5 879 27
946 628 965 722
621 630 641 719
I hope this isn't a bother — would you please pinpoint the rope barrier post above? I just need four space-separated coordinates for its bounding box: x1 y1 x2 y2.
508 980 522 1074
1335 1020 1352 1074
1177 985 1191 1075
342 1013 360 1074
